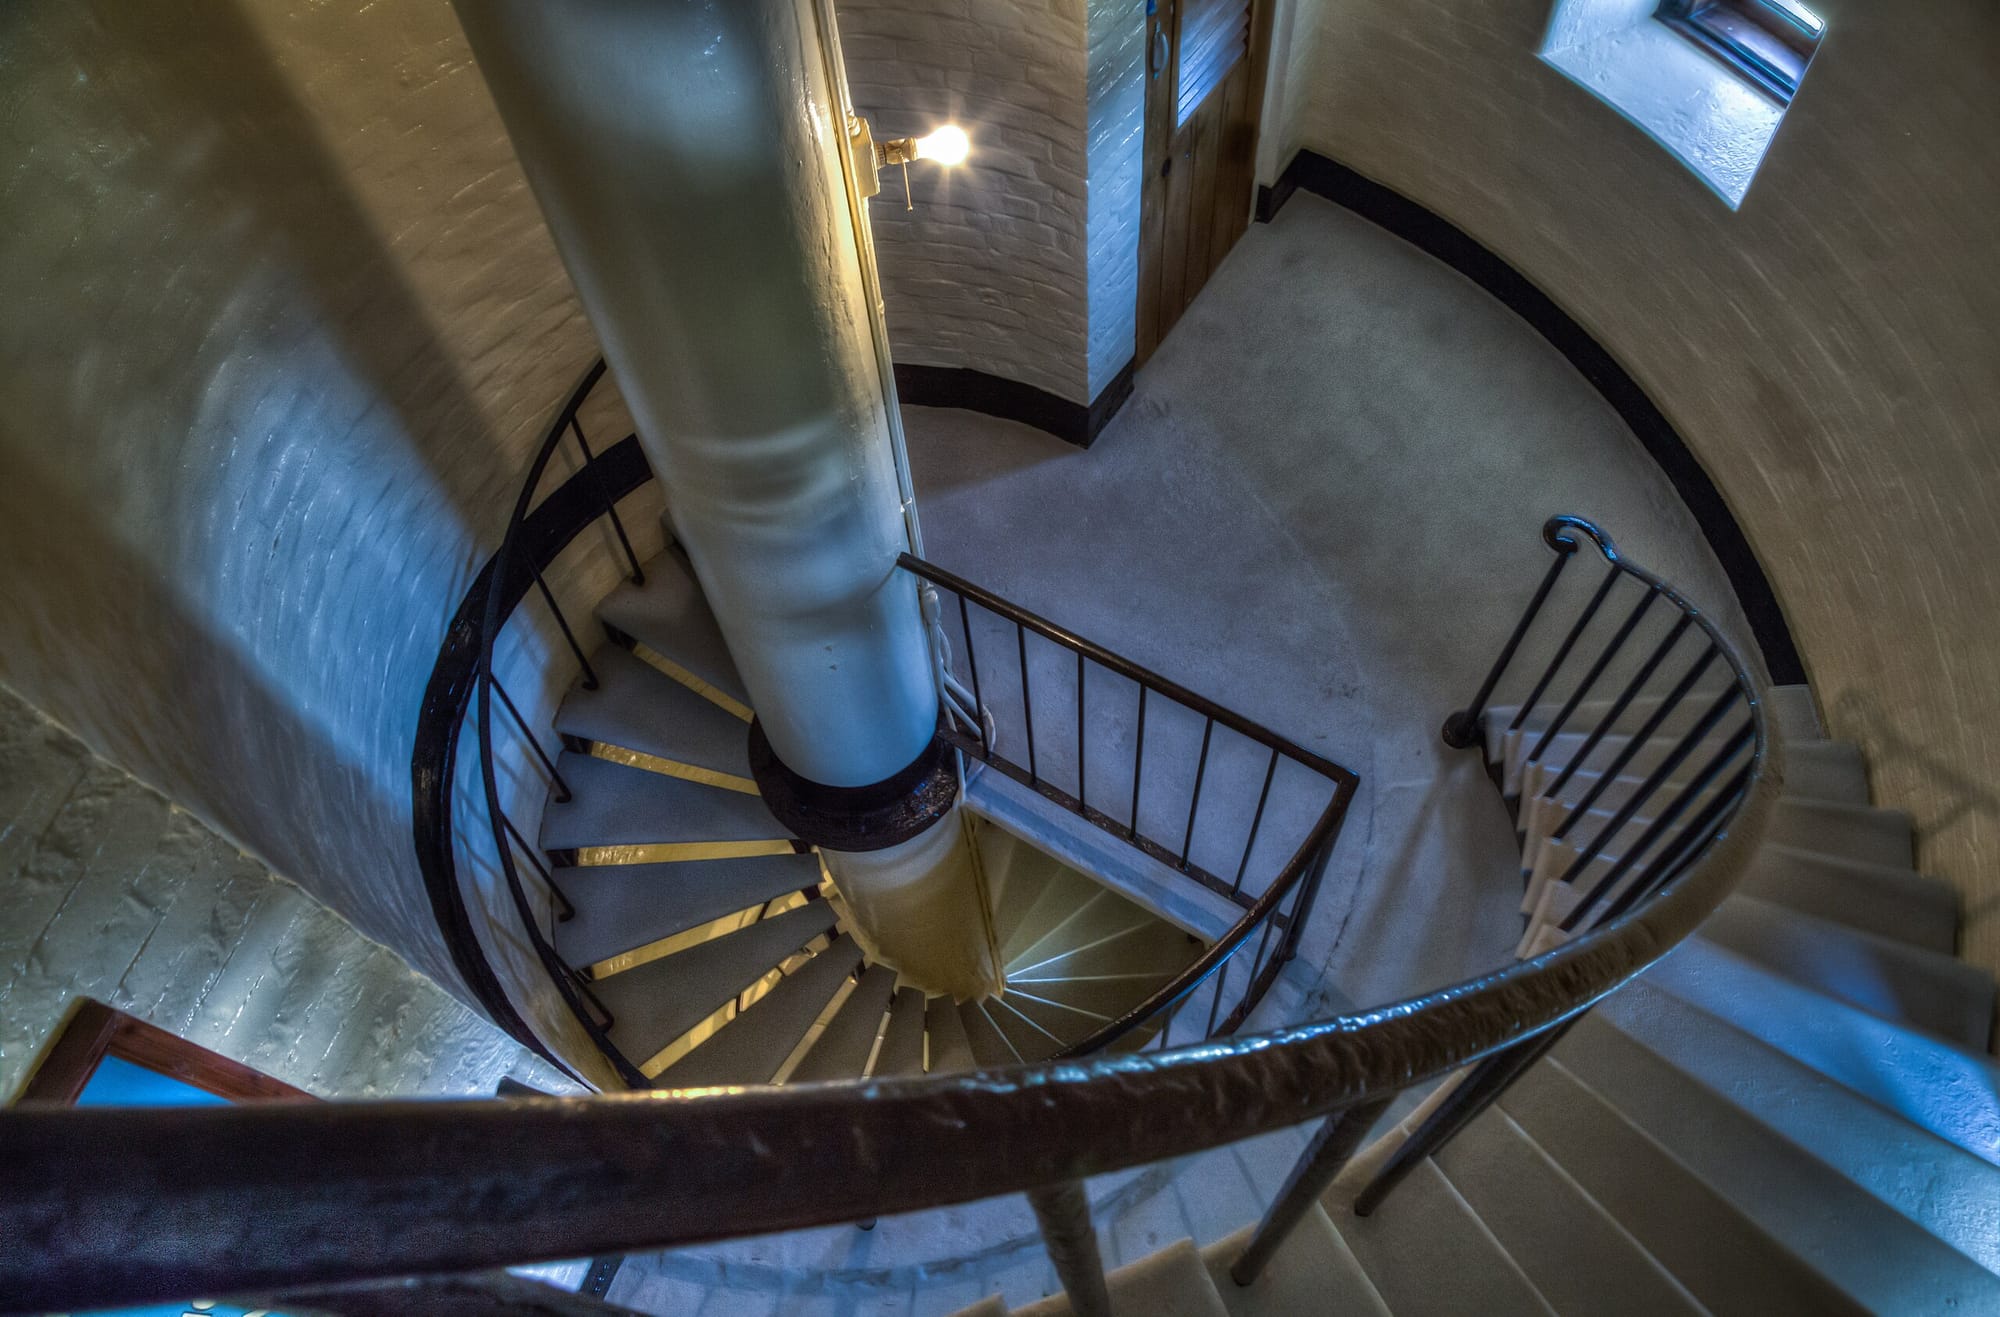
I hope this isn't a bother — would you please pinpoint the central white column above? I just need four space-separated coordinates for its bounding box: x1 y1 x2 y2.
457 0 1001 1000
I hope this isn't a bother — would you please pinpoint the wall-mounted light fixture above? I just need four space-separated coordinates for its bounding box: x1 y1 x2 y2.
849 118 971 209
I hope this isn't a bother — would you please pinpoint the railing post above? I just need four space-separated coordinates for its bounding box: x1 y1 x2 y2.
1443 544 1575 748
1027 1179 1111 1317
1230 1097 1392 1287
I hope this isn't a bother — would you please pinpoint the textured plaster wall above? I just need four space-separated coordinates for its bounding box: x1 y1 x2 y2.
1085 0 1147 395
0 0 645 1074
1278 0 2000 971
838 0 1098 404
0 683 573 1103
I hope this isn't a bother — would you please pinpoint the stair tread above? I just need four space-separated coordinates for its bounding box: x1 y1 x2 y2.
555 644 752 780
925 994 978 1073
1500 1057 1863 1316
1766 683 1823 741
553 853 822 970
1700 895 1994 1048
1737 843 1957 951
656 934 863 1088
1015 1238 1227 1317
596 549 751 710
1640 936 2000 1166
875 985 928 1077
1591 979 2000 1272
1325 1160 1554 1317
1202 1206 1389 1317
1485 690 1732 759
790 960 899 1083
1550 1018 2000 1311
1763 797 1912 869
1436 1107 1703 1315
540 752 787 851
595 899 837 1068
959 1000 1026 1067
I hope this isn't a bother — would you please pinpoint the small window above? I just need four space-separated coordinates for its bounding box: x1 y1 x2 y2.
1657 0 1824 103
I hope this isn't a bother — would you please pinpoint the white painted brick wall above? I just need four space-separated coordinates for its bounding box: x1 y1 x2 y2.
840 0 1096 404
0 685 575 1102
1086 0 1146 394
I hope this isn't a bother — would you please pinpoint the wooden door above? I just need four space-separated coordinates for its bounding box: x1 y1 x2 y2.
1135 0 1267 365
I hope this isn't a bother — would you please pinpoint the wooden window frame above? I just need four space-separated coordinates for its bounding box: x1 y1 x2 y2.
1657 0 1822 103
12 998 312 1105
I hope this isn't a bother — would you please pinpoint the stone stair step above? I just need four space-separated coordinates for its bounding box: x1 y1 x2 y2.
1325 1160 1554 1317
1550 1016 2000 1311
555 643 752 783
1763 797 1913 869
1700 896 1994 1049
1500 1057 1862 1316
1013 1238 1228 1317
1201 1205 1389 1317
1434 1106 1702 1315
874 985 928 1077
1591 979 2000 1273
596 547 752 713
553 853 821 971
790 960 900 1083
594 898 837 1071
959 999 1027 1067
655 934 863 1088
1766 684 1823 741
925 994 978 1073
540 751 787 851
1737 844 1956 952
1485 690 1729 763
1639 937 2000 1166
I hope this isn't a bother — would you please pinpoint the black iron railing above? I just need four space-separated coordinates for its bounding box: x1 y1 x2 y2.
900 554 1357 1055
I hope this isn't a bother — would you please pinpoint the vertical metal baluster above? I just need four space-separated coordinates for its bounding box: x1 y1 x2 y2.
1180 718 1215 869
1551 651 1726 846
500 812 573 921
1585 761 1753 930
957 594 987 756
532 567 599 690
1442 545 1576 747
570 418 645 584
1129 687 1148 840
1526 587 1660 764
1204 955 1230 1038
1076 651 1087 813
1541 614 1692 800
1233 749 1280 897
1231 1097 1394 1286
1507 564 1621 731
1018 623 1037 783
1027 1181 1111 1317
489 675 572 802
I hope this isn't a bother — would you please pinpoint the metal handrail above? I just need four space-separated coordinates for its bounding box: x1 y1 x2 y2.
897 552 1360 1056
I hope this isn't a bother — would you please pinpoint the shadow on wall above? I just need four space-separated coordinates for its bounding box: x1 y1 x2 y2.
0 0 572 995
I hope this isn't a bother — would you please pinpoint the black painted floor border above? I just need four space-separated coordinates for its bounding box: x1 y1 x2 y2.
894 359 1134 450
1258 148 1805 686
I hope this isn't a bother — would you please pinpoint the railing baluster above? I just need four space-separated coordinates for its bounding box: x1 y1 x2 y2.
1204 956 1230 1038
1550 643 1721 836
957 594 987 757
570 418 645 584
489 675 572 802
1442 542 1577 747
532 566 599 690
500 812 573 922
1077 651 1087 812
1018 623 1037 783
1526 586 1660 764
1179 718 1215 869
1027 1181 1111 1317
1540 614 1692 800
1230 1097 1393 1286
1508 564 1622 731
1232 749 1281 898
1129 686 1148 840
1559 718 1755 930
1351 1024 1574 1217
1587 761 1754 931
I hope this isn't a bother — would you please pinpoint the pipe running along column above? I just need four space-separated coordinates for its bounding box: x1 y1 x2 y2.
455 0 1001 1000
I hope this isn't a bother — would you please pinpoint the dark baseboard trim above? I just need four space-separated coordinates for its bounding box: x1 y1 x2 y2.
895 358 1134 450
1257 149 1805 686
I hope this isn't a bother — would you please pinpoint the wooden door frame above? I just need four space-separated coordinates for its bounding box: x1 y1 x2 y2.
13 998 313 1105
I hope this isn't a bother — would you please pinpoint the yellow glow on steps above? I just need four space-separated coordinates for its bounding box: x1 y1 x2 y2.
639 932 835 1081
588 889 814 980
633 642 754 722
587 742 760 795
574 839 796 866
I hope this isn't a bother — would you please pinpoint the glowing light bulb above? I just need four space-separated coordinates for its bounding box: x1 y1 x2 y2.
913 125 970 167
